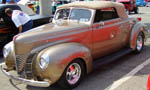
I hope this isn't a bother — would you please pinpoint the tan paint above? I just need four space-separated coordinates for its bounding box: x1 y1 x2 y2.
14 22 91 55
130 21 148 49
34 43 92 84
5 42 15 70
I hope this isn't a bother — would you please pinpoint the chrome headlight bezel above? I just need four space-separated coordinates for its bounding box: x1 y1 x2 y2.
3 42 13 58
39 53 50 70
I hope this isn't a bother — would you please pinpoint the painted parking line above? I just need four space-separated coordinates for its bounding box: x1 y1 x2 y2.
105 57 150 90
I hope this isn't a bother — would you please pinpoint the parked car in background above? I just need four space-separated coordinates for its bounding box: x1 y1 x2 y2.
0 0 20 4
0 4 52 52
136 0 146 6
117 0 139 14
1 1 148 89
6 0 20 3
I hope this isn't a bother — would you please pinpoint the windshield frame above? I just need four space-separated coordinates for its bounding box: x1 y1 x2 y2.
53 7 94 25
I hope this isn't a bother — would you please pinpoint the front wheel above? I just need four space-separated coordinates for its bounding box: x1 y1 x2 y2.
134 32 144 53
58 60 85 89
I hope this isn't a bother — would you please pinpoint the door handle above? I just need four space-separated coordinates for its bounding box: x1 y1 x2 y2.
94 22 104 29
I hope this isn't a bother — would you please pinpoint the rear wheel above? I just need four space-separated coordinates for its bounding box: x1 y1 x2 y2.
134 7 139 14
134 32 144 53
58 59 85 89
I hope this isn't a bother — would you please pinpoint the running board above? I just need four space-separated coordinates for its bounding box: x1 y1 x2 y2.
93 48 133 69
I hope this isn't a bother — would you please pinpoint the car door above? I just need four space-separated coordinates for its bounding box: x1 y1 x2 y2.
92 8 123 59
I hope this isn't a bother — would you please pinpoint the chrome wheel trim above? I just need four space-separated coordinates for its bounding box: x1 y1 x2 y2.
136 35 143 51
66 63 81 85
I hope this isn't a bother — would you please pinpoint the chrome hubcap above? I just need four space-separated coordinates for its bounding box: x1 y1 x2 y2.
66 63 81 85
136 35 143 51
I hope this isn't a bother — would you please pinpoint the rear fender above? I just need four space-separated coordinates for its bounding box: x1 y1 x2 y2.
130 22 148 50
34 43 92 84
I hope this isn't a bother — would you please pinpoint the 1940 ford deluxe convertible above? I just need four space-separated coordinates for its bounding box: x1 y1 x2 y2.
1 1 148 89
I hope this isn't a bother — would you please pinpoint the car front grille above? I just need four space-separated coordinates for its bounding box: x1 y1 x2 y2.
15 54 26 75
15 54 34 79
24 54 35 79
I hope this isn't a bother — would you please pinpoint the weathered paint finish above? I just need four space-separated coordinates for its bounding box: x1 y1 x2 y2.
2 1 148 87
34 43 92 84
14 23 92 55
92 18 121 58
130 21 148 50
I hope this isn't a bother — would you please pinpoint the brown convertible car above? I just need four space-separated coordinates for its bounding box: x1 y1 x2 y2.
1 1 148 89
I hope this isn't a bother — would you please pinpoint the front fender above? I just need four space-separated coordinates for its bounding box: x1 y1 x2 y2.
130 21 148 50
34 43 92 84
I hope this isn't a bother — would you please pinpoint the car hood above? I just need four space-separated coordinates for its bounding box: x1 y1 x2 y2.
14 21 89 54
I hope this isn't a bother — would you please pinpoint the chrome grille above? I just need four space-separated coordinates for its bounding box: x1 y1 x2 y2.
25 54 35 79
15 54 35 79
15 55 26 74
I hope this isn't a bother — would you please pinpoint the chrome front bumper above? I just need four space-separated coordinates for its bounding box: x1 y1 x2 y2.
1 65 51 87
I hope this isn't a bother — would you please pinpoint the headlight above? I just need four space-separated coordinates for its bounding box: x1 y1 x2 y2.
3 42 13 58
39 53 50 69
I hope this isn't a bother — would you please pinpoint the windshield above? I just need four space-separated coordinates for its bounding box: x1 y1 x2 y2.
69 9 91 22
55 8 91 22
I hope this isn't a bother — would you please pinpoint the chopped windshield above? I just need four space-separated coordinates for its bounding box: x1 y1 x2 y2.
55 8 91 22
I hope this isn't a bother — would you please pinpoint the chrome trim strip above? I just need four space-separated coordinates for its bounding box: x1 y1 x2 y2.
1 66 51 87
92 18 131 30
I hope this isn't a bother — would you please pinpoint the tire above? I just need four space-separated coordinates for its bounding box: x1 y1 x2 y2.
134 32 144 53
134 7 139 14
58 59 85 89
